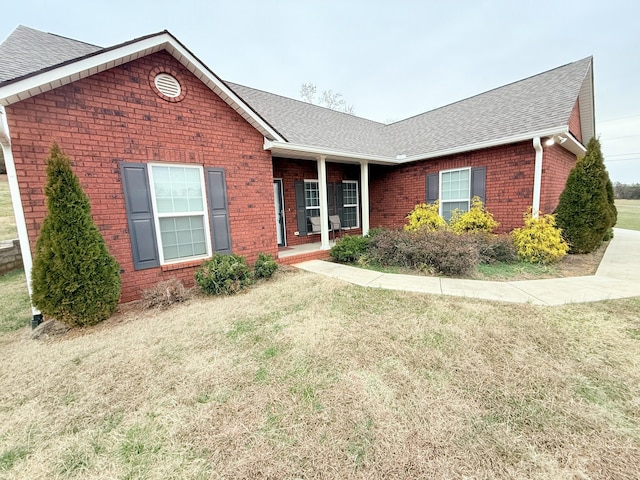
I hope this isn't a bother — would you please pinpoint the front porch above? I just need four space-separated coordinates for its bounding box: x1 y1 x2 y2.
277 241 333 265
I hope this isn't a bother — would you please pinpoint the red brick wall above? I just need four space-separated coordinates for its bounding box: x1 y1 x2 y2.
6 51 277 302
369 142 537 233
568 100 582 143
540 144 577 215
273 157 361 246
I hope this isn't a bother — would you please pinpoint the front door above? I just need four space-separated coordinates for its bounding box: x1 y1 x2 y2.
274 179 285 246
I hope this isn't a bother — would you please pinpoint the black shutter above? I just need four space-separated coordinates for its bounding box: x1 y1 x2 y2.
294 180 307 236
206 168 232 254
336 182 345 225
327 182 335 215
120 162 160 270
426 173 439 203
471 167 487 203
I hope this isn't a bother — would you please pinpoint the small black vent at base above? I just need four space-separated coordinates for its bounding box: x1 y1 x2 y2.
31 313 43 330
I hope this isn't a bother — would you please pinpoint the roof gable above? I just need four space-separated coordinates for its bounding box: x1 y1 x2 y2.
0 27 284 142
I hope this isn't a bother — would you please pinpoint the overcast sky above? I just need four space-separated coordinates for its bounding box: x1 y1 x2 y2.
2 0 639 182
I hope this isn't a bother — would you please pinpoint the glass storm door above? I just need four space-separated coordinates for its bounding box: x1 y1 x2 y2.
274 179 285 246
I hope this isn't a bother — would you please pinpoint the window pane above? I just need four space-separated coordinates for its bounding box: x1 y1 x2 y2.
441 169 470 202
442 201 469 222
159 215 206 261
152 165 204 214
305 182 320 208
343 206 357 228
343 182 358 205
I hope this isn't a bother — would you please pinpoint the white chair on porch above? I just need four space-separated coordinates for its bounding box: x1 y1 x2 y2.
329 215 342 241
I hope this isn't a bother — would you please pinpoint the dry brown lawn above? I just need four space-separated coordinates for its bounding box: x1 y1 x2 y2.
1 268 639 479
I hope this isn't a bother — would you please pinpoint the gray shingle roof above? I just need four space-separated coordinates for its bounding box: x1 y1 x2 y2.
228 57 591 158
0 26 592 159
384 57 592 156
227 82 395 156
0 25 101 83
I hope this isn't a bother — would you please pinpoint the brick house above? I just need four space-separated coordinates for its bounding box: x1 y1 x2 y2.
0 26 594 313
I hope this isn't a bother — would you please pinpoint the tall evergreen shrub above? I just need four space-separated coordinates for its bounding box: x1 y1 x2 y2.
555 138 616 253
31 143 121 326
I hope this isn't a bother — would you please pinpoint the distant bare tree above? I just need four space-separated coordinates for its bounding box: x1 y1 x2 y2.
300 83 354 114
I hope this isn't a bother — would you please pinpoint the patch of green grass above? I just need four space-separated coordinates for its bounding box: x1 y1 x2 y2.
476 261 555 280
615 199 640 231
225 319 256 340
119 423 164 471
347 416 374 470
58 444 92 477
0 269 31 333
0 446 29 471
102 410 125 433
254 365 268 383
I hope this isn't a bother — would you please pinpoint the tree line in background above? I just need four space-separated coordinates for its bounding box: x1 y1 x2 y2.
613 182 640 199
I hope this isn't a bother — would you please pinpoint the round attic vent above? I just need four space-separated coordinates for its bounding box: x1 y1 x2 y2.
154 73 181 98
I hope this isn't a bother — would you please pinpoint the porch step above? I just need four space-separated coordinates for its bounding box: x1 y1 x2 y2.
277 249 331 265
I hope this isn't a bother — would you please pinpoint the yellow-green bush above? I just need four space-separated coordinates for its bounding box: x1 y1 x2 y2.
405 202 447 232
511 212 569 264
449 197 499 234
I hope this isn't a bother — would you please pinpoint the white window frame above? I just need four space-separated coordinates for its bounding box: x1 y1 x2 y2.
148 163 212 265
439 167 471 220
304 179 321 216
342 180 360 229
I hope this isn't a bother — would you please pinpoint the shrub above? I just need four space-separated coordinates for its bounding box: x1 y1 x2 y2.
0 148 5 174
141 278 189 309
512 212 569 264
449 197 499 234
31 143 121 327
469 233 518 264
330 235 370 263
195 254 253 295
368 229 479 276
555 137 616 253
254 253 278 279
404 202 447 232
365 227 385 238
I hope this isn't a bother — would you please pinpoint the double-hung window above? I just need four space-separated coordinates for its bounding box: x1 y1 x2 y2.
148 164 211 263
342 180 359 228
304 180 320 218
440 168 471 221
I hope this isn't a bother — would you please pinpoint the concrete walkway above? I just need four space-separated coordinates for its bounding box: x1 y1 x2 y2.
294 228 640 306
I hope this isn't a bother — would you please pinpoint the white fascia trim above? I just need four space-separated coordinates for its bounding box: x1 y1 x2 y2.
562 132 587 156
398 126 576 163
0 106 38 315
265 126 579 165
0 34 285 142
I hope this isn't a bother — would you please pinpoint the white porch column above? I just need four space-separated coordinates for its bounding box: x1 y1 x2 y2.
360 160 370 236
317 155 330 249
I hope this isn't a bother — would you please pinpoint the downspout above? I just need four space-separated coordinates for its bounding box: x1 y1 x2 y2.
0 106 42 328
532 136 543 218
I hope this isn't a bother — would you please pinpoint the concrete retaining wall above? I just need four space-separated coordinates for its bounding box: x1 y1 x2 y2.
0 239 22 275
